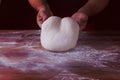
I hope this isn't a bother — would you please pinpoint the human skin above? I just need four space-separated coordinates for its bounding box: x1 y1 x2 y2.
28 0 109 30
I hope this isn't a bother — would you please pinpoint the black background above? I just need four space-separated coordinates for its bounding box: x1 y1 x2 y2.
0 0 119 30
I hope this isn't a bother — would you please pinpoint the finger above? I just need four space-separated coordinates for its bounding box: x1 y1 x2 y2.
37 20 43 28
43 16 48 21
37 16 43 28
79 22 87 30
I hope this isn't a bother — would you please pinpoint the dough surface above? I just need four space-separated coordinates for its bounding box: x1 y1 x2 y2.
40 16 80 51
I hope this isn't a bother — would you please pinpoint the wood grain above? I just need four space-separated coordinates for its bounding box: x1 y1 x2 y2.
0 30 120 80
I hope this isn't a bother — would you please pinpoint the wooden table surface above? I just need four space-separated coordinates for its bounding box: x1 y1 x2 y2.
0 30 120 80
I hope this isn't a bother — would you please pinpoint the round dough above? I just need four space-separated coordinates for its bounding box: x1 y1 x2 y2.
40 16 80 51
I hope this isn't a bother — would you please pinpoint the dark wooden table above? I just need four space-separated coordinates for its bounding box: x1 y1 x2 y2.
0 30 120 80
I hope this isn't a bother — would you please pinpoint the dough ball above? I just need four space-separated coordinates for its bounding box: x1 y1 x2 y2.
40 16 80 51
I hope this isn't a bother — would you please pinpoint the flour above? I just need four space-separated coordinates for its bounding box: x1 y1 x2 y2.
0 42 17 45
0 30 120 80
0 45 119 73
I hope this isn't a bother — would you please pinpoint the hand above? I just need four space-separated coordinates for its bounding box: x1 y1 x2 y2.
71 12 88 30
37 7 53 28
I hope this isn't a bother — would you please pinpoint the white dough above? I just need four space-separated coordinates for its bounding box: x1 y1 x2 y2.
40 16 80 51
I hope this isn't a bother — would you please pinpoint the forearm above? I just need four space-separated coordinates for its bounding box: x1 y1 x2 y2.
78 0 110 16
28 0 48 11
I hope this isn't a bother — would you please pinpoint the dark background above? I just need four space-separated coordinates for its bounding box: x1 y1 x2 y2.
0 0 120 30
90 0 120 30
0 0 38 30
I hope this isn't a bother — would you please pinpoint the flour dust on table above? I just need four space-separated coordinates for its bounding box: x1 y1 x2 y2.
0 30 120 80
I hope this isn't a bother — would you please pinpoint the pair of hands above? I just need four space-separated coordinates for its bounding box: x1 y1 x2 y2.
37 8 88 30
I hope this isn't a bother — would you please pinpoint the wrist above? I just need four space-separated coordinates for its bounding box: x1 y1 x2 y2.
37 5 46 11
38 4 50 12
36 0 48 11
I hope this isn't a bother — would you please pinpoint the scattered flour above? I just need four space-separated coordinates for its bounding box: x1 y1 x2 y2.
0 30 120 80
0 45 119 73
